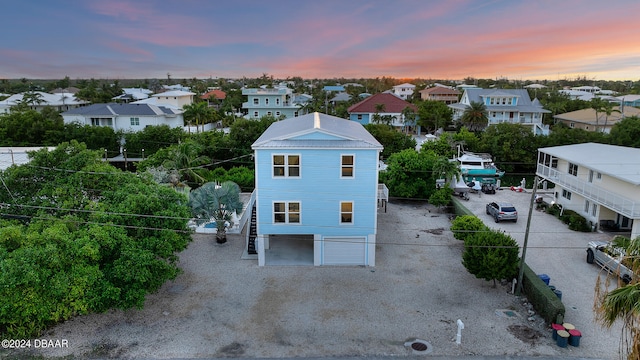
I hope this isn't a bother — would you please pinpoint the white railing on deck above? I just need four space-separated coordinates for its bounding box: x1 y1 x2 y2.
537 164 640 218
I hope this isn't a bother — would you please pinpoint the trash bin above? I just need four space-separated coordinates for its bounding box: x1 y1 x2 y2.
554 289 562 300
538 274 550 285
562 323 575 331
551 323 565 340
568 329 582 347
556 330 570 348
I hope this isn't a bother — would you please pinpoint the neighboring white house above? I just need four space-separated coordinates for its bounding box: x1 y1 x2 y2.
536 143 640 239
0 91 88 114
132 90 195 110
392 83 416 100
113 88 153 102
558 89 596 101
61 103 183 132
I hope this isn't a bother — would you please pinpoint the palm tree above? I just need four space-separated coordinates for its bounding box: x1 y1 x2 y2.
460 101 488 132
20 91 45 108
373 103 388 125
183 101 210 133
163 141 210 187
188 181 244 243
590 98 606 132
601 101 621 131
594 236 640 359
401 106 417 134
433 155 461 183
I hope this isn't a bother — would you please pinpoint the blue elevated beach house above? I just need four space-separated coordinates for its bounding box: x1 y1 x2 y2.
250 112 383 266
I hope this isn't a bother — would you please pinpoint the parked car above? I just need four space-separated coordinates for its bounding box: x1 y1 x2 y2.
486 202 518 223
586 241 633 284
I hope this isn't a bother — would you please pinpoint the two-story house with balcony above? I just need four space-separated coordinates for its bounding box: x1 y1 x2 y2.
392 83 416 100
250 112 383 266
242 87 302 119
419 85 460 104
449 89 550 135
536 143 640 239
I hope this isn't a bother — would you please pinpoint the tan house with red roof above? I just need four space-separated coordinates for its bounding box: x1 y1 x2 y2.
201 89 226 109
347 93 418 130
419 86 460 104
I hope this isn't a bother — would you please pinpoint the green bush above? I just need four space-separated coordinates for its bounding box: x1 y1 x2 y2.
546 204 561 217
568 214 591 232
521 263 565 324
450 215 487 242
429 187 453 209
462 228 520 287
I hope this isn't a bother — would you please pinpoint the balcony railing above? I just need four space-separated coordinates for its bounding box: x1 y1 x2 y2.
537 164 640 218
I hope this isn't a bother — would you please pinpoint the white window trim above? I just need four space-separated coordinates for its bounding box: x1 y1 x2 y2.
340 201 354 225
340 154 355 178
272 154 301 178
272 201 301 224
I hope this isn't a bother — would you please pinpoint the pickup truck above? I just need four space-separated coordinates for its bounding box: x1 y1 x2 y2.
586 241 633 284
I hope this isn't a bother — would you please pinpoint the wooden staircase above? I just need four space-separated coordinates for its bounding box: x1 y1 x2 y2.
247 204 257 255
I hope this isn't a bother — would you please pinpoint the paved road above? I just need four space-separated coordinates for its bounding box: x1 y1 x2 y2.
459 186 623 359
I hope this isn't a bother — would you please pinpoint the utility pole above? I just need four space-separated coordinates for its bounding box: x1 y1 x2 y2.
516 176 539 296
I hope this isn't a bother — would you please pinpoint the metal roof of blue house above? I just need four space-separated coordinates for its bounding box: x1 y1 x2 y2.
252 112 382 149
323 85 345 92
62 103 178 116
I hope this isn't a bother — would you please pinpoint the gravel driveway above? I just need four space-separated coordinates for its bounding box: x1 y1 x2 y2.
7 194 620 359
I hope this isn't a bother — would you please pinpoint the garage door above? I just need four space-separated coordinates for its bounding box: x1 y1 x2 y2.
323 237 366 265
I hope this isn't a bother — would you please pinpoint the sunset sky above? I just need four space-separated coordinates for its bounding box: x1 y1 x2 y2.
2 0 639 81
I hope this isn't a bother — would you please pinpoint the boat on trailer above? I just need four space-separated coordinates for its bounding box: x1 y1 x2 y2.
457 152 505 184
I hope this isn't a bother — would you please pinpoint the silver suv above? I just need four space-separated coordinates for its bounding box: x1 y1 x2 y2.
486 202 518 223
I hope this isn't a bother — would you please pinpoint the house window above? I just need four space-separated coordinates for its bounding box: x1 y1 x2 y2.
584 200 590 213
341 155 354 177
340 201 353 224
294 111 299 117
130 117 140 126
570 122 575 128
253 111 259 118
265 98 269 105
253 98 259 105
276 98 280 105
562 189 572 200
568 163 578 176
275 111 280 117
357 114 363 120
596 172 602 180
592 204 597 217
588 170 594 183
267 111 272 116
273 155 300 177
273 201 300 224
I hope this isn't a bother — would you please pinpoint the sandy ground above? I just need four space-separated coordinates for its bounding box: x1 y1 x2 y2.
3 195 620 359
